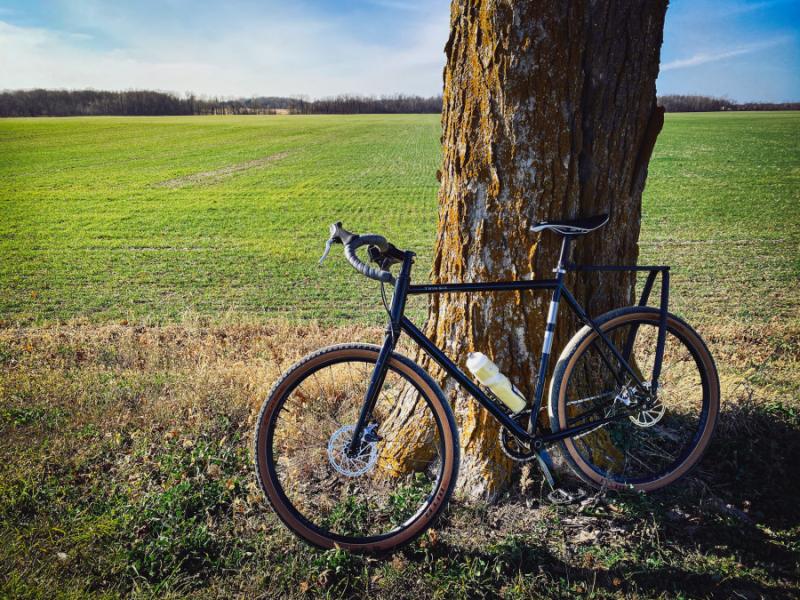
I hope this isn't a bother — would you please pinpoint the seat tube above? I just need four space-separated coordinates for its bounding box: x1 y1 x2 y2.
347 252 414 454
529 279 563 426
529 238 570 430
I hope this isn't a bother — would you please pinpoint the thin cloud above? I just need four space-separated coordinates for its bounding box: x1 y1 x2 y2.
0 12 449 97
662 37 792 71
365 1 429 12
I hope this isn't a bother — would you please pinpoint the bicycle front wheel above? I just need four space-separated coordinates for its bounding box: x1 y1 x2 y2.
254 344 459 553
549 307 719 492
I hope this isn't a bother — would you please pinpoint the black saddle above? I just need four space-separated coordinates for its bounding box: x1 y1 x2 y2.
531 214 609 236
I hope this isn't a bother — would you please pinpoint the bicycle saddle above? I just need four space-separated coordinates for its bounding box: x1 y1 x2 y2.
531 214 609 236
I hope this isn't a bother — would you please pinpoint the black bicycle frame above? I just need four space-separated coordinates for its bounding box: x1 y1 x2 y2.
350 236 670 450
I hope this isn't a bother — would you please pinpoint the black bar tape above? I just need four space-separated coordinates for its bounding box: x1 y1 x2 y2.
344 236 395 283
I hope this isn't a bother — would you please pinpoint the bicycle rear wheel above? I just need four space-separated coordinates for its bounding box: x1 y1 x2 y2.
254 344 459 553
549 307 719 492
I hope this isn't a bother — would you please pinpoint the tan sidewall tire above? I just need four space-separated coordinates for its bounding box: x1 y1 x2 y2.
254 344 459 553
550 309 719 492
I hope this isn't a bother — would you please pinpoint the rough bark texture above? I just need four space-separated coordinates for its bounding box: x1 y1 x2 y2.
414 0 668 500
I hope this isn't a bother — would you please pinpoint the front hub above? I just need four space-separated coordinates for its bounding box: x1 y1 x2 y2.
327 425 379 477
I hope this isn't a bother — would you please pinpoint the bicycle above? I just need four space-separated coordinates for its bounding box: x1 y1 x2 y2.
254 215 719 553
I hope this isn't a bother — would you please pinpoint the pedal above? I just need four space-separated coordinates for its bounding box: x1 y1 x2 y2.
547 487 587 505
535 449 557 490
531 447 588 506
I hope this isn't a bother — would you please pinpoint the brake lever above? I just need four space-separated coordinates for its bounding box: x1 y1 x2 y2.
319 237 335 265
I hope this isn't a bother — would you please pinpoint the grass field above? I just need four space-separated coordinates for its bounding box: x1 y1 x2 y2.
1 112 798 325
1 112 799 598
0 114 442 324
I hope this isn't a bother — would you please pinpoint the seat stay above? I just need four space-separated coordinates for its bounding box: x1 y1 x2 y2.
567 263 671 395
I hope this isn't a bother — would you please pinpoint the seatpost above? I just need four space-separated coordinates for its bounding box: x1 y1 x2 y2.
555 236 572 274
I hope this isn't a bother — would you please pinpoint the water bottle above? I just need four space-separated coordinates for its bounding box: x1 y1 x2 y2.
466 352 527 413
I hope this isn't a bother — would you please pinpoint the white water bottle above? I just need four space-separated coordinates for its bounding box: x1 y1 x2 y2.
466 352 527 414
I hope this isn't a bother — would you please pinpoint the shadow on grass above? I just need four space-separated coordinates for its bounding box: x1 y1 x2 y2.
692 397 800 529
410 518 796 599
390 399 800 598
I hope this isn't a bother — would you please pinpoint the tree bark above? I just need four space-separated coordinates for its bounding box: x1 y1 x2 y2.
387 0 667 500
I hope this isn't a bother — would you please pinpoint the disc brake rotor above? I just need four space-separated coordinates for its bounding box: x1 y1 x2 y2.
629 397 666 427
327 425 379 477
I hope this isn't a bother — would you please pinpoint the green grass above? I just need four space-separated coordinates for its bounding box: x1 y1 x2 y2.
2 112 798 325
0 114 442 324
1 112 799 598
641 112 799 324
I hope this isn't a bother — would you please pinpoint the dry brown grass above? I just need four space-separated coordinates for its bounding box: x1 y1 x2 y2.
1 316 798 598
3 313 792 433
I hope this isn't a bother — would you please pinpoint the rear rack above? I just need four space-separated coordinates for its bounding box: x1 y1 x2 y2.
567 263 670 392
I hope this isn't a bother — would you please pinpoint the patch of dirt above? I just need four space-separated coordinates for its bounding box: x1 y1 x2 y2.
153 151 290 188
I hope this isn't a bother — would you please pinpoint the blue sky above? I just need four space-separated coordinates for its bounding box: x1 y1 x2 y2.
1 0 798 102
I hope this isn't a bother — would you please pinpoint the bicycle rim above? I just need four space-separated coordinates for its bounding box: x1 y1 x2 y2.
254 345 458 552
551 310 719 491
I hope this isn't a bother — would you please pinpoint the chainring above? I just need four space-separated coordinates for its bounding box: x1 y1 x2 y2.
498 410 538 462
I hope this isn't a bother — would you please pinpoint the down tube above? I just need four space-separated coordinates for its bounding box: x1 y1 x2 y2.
398 317 531 441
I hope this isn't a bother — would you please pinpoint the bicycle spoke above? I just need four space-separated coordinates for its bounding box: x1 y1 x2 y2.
566 390 616 406
264 355 446 540
559 317 709 485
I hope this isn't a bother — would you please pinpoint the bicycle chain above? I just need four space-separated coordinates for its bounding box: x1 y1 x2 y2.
498 410 539 462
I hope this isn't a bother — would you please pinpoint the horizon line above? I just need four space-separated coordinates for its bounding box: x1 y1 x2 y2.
2 87 799 105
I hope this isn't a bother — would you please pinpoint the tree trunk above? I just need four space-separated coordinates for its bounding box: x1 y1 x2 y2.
386 0 667 500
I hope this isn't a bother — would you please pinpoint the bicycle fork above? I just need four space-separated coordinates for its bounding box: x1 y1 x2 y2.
347 252 415 456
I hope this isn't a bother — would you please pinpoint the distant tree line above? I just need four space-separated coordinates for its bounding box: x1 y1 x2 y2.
0 89 442 117
0 89 196 117
0 89 797 117
656 94 800 112
291 94 443 114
